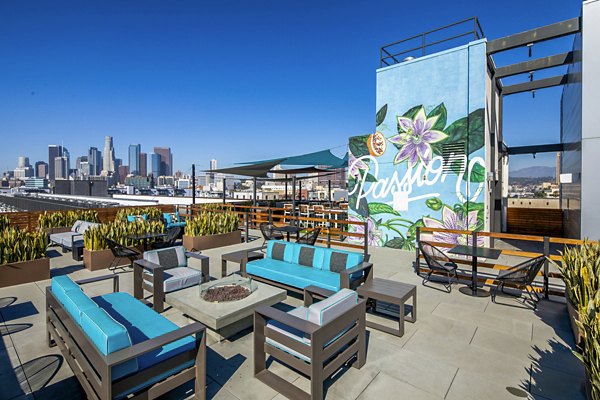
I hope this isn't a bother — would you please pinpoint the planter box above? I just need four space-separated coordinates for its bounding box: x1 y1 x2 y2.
83 248 135 271
566 293 583 348
0 258 50 288
183 230 241 252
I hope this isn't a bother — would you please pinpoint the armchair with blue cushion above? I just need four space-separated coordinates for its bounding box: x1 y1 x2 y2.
134 246 209 313
254 285 366 400
46 274 206 399
240 240 373 293
163 212 187 230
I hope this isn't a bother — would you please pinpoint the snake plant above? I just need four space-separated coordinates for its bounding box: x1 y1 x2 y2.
38 210 100 230
185 210 239 236
0 227 46 264
0 214 10 231
558 240 600 309
83 220 165 251
576 293 600 399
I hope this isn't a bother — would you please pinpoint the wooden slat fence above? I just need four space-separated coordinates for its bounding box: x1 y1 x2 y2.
507 207 563 237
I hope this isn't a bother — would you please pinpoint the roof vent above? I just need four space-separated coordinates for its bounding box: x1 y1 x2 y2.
442 142 466 175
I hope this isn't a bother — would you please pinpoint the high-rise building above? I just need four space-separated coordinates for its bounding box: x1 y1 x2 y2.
48 145 63 180
76 156 89 177
153 147 173 176
54 156 68 179
208 159 217 184
102 136 115 173
63 148 71 175
128 144 141 175
14 156 33 180
117 165 129 184
88 147 102 176
139 152 147 176
210 159 217 171
151 153 161 178
35 161 48 178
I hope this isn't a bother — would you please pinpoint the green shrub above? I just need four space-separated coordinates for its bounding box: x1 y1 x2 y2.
83 220 165 251
185 210 239 236
38 210 100 230
0 227 46 264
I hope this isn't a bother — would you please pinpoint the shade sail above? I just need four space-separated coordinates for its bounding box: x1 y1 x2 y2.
237 149 345 168
203 158 285 178
268 166 333 175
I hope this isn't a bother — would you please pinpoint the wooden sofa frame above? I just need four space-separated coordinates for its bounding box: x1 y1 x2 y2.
254 285 366 400
46 274 206 400
240 245 374 294
133 252 210 313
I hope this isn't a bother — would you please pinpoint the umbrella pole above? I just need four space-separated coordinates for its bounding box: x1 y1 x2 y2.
292 176 297 225
253 177 257 207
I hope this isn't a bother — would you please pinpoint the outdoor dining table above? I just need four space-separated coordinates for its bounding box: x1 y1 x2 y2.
272 225 302 242
448 244 502 297
126 232 167 251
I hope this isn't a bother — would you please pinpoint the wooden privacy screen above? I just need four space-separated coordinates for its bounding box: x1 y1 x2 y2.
507 207 563 238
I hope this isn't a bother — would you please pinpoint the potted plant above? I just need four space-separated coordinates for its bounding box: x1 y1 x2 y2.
0 227 49 287
183 210 240 251
576 295 600 400
557 240 600 347
38 210 100 235
83 220 163 271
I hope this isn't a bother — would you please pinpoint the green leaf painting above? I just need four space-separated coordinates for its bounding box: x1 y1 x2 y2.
427 103 447 132
368 202 399 216
425 197 443 211
376 104 388 127
349 135 370 158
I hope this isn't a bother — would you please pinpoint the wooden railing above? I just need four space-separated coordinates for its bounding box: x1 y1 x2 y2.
415 227 583 298
0 204 176 231
185 203 369 256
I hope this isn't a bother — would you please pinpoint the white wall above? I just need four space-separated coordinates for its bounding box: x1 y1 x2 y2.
581 0 600 239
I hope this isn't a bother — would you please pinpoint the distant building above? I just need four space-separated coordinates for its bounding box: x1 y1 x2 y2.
54 177 108 196
14 156 33 180
128 144 141 175
117 165 129 184
157 176 174 186
35 161 48 178
76 156 89 177
48 145 62 180
54 156 69 179
151 153 161 178
139 152 147 176
125 175 152 189
24 177 48 189
102 136 115 173
88 147 102 176
153 147 173 176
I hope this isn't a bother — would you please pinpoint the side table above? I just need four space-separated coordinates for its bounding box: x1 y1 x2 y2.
72 242 84 261
221 250 264 277
357 278 416 337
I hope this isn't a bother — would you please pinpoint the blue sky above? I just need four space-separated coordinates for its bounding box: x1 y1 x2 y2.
0 0 581 174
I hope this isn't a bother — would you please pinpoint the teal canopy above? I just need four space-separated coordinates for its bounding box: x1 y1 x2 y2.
237 149 347 169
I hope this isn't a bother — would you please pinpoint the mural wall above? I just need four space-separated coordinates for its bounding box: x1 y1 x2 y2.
348 40 488 249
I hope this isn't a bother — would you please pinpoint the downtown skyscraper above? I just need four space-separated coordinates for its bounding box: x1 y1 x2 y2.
128 144 141 175
102 136 115 173
153 147 173 176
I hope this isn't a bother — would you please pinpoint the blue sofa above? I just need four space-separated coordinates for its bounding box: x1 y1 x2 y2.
241 240 373 292
163 212 187 229
46 275 206 399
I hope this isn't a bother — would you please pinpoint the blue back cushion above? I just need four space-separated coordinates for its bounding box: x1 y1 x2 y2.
62 289 99 326
81 307 138 380
51 276 80 299
127 214 148 223
163 212 180 224
266 240 294 263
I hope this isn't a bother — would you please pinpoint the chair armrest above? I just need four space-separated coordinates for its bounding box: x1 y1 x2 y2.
75 274 119 292
185 251 207 261
340 262 373 289
239 246 267 277
254 304 320 335
303 285 335 307
134 258 171 273
106 322 206 366
186 252 210 282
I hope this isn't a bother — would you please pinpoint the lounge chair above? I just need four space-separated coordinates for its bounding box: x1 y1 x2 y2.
491 255 546 309
259 222 284 247
134 246 209 312
46 275 206 399
48 220 100 253
152 226 183 250
418 241 459 293
296 228 321 246
254 286 366 400
105 237 141 273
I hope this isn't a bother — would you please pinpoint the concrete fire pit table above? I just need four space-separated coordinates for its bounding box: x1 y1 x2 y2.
166 275 287 341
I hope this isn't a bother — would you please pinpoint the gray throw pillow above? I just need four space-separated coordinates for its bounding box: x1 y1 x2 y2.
271 243 286 261
329 252 348 273
158 248 179 269
298 247 315 268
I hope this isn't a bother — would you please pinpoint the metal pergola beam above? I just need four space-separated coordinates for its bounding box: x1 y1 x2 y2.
502 75 568 96
495 52 576 79
507 143 564 155
487 17 580 55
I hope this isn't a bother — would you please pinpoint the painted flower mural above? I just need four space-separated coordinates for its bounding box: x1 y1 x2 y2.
422 206 484 246
348 151 368 178
388 107 447 167
348 215 384 247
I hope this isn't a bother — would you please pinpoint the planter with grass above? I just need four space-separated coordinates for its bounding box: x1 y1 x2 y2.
83 220 163 271
39 209 100 237
0 227 49 287
183 211 240 251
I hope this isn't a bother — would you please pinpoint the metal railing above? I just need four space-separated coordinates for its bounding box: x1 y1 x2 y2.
380 17 485 67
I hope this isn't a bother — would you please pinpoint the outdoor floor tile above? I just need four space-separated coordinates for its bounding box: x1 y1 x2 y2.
357 372 442 400
529 363 587 400
444 368 530 400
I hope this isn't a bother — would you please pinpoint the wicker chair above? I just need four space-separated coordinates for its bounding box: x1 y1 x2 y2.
105 238 141 273
296 228 321 246
491 255 546 309
151 226 182 250
418 241 459 293
259 222 284 247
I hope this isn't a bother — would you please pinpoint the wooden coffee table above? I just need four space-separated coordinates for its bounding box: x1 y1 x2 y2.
357 278 416 337
166 275 286 341
221 250 264 277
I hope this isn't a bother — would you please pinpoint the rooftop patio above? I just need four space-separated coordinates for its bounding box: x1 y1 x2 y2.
0 232 584 400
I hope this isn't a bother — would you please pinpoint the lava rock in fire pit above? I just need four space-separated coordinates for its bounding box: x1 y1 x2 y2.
202 284 251 302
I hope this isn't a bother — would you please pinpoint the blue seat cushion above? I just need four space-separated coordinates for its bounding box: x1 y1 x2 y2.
92 292 195 371
62 289 99 326
166 221 187 229
247 258 341 292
